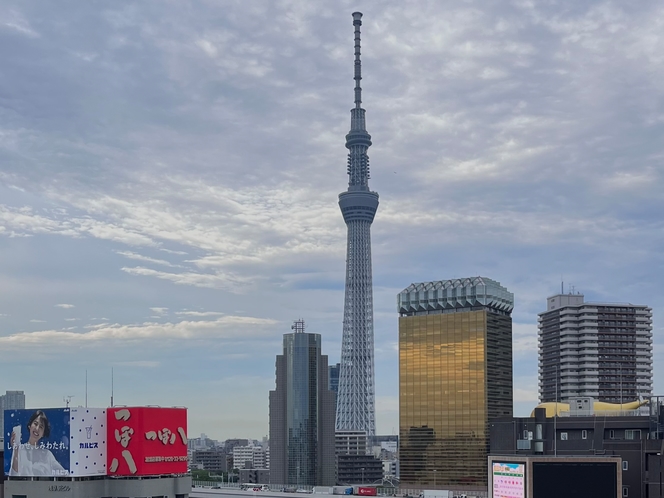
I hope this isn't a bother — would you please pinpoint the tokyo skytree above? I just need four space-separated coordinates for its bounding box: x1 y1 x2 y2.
335 12 378 437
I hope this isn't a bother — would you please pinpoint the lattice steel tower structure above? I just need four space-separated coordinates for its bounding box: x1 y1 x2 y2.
335 12 378 436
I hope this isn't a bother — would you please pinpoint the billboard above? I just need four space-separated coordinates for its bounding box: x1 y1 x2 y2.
532 461 617 498
3 408 107 477
107 407 187 476
69 407 107 476
4 408 71 477
492 461 525 498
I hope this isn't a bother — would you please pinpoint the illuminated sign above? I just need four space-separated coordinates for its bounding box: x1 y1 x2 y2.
107 407 187 476
492 462 525 498
3 408 107 477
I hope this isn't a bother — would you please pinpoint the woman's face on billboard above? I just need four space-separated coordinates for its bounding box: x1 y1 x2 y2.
28 417 45 444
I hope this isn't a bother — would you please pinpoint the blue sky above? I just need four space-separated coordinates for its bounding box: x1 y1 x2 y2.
0 0 662 440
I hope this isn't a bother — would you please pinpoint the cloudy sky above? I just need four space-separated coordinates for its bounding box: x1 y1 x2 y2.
0 0 662 441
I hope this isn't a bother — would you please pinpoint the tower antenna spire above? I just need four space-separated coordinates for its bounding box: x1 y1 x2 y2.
352 12 363 109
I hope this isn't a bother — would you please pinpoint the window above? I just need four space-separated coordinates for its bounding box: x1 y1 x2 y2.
623 461 629 471
625 430 641 440
610 430 615 439
560 432 568 440
582 430 587 439
623 487 629 497
523 429 529 439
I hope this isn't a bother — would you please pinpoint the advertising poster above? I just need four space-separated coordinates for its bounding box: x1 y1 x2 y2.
69 407 107 476
3 408 71 477
107 406 187 476
492 462 525 498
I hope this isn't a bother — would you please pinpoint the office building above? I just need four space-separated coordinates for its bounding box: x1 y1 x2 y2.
269 320 336 486
489 396 664 498
398 277 514 489
329 363 340 394
329 363 340 416
0 390 25 434
336 11 378 437
539 293 653 403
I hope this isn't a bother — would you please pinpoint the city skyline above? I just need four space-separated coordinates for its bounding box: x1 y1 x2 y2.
0 1 663 441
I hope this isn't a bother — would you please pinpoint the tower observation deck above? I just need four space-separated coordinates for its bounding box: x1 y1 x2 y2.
335 12 378 436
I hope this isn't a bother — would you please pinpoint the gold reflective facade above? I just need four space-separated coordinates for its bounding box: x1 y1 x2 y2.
399 310 512 488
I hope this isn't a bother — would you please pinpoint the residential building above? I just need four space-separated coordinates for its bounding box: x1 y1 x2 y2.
269 320 336 486
398 277 514 489
336 430 368 455
539 293 653 403
192 448 228 473
233 445 267 470
336 453 384 485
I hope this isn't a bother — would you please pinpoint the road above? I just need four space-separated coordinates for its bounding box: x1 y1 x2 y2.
190 488 318 498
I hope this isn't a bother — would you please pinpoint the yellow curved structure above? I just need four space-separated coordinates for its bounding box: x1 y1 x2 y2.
530 399 649 417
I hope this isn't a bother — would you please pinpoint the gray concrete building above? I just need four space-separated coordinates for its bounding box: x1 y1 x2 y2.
539 293 653 403
0 390 25 434
269 320 336 487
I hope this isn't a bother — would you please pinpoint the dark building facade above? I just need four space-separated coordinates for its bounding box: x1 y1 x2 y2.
539 293 652 404
269 320 336 486
192 448 228 472
489 397 664 498
240 468 271 485
337 453 384 485
329 362 340 416
397 277 514 489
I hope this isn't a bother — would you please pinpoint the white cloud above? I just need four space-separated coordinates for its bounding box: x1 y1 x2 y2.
55 304 75 309
116 251 179 267
175 311 225 317
0 315 278 348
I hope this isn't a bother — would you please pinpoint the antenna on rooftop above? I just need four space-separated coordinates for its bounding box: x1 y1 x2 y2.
111 367 114 408
64 395 74 408
291 319 306 334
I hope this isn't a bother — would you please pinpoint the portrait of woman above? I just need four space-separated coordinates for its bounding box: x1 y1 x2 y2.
9 409 67 476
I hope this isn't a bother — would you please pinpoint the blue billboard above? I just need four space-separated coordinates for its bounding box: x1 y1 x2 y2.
4 408 71 477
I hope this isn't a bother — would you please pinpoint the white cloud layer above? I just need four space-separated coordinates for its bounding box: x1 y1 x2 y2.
0 0 662 439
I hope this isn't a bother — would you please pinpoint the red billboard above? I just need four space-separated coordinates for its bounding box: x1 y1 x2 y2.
107 407 187 476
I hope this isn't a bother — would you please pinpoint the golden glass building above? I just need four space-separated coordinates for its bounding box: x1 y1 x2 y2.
398 277 514 489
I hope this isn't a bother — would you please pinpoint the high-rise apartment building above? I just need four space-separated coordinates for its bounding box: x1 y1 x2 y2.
0 390 25 434
398 277 514 488
269 320 335 486
336 12 378 437
232 444 267 470
539 293 653 404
